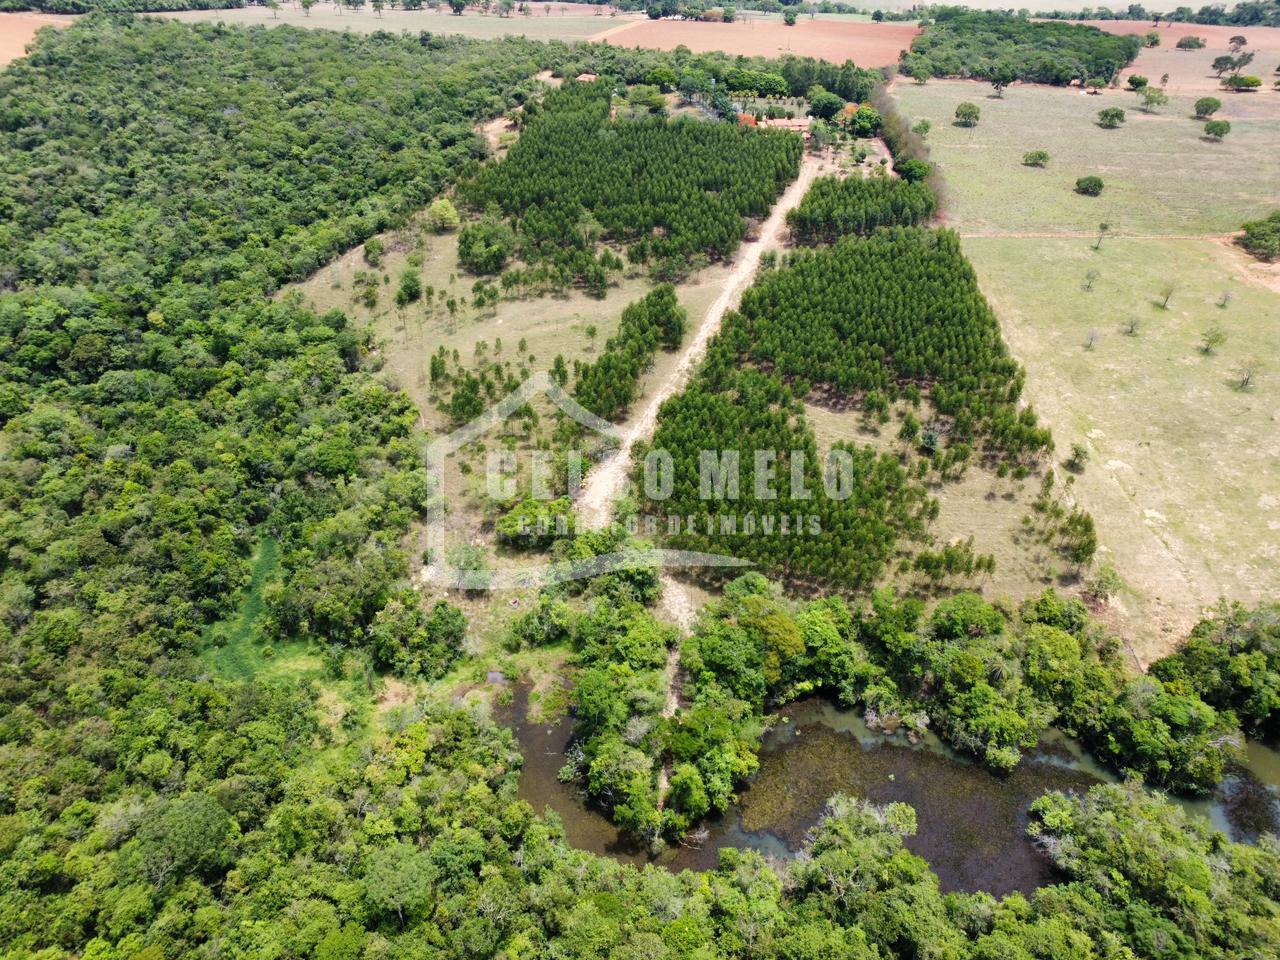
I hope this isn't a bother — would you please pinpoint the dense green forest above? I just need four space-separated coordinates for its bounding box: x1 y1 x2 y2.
907 9 1144 85
527 568 1259 844
1 14 1278 960
460 79 802 286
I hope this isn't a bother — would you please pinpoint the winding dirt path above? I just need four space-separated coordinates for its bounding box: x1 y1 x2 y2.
576 151 827 530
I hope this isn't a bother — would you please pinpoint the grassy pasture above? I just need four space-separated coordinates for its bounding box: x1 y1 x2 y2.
891 77 1280 658
893 78 1280 236
965 236 1280 663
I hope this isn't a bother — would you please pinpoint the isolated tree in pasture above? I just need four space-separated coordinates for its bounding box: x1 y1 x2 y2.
1097 107 1126 128
1139 87 1169 112
1094 222 1111 250
1204 120 1231 140
954 101 980 126
1022 150 1050 167
1223 74 1262 91
1075 175 1104 196
1127 74 1149 90
1158 283 1176 309
1193 96 1221 118
1236 362 1259 390
990 63 1016 97
1201 326 1227 355
1229 34 1248 53
1082 268 1100 291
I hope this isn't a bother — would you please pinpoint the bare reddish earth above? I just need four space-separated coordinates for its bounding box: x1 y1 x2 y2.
600 19 919 67
0 12 73 66
1080 20 1280 95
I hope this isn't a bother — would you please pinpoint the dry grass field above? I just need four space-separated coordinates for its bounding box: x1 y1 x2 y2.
893 78 1280 236
891 77 1280 659
162 2 638 41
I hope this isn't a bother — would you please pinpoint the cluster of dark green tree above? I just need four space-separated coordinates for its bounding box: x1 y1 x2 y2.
572 284 686 421
1240 209 1280 261
681 228 1051 458
504 529 679 838
786 175 937 243
1151 601 1280 738
638 226 1054 589
1040 1 1280 27
13 687 1277 959
458 79 802 285
857 588 1245 790
719 59 882 103
640 367 937 589
676 576 1249 804
907 8 1143 85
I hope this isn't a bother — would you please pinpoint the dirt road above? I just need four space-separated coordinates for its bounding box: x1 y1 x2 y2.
576 152 827 530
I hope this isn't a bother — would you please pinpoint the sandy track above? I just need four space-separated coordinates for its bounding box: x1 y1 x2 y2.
576 152 826 530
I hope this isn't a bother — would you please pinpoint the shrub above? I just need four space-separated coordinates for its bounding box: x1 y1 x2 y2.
1239 210 1280 261
954 101 980 126
363 236 385 266
395 270 422 306
1204 120 1231 141
894 158 933 183
1176 35 1206 50
1224 74 1262 91
425 198 460 232
1097 107 1126 128
1022 150 1050 167
1075 176 1104 196
1193 96 1221 118
457 217 516 274
1126 74 1148 90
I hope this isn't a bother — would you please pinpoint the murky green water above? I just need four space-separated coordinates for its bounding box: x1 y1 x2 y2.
498 684 1280 895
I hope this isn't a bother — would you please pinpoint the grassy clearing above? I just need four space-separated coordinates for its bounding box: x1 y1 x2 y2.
285 201 734 649
965 235 1280 662
201 538 328 682
893 78 1280 235
162 5 631 40
804 401 1083 605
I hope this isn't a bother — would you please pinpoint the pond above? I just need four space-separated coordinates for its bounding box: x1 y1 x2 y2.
496 684 1280 896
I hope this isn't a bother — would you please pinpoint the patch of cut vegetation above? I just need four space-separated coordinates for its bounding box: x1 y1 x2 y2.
201 538 325 682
